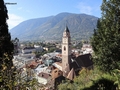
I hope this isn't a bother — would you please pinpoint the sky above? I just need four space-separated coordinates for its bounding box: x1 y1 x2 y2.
4 0 102 29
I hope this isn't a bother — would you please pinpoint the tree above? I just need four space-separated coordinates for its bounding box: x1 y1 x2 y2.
91 0 120 72
12 37 19 54
0 1 40 90
0 0 15 89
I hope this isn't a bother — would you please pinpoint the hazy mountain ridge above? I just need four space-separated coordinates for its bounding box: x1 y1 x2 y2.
10 13 98 41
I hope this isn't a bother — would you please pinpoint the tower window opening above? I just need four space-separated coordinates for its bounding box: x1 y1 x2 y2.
64 46 66 51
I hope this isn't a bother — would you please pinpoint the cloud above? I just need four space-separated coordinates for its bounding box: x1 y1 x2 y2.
26 10 31 13
18 7 23 10
77 2 92 15
7 13 24 29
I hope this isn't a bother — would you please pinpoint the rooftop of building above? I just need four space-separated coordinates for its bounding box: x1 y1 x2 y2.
38 72 51 79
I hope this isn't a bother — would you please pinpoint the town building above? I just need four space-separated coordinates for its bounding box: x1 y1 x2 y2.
81 44 93 54
58 25 93 80
13 25 93 90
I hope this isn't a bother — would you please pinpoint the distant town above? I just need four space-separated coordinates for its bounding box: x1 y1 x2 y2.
12 26 93 89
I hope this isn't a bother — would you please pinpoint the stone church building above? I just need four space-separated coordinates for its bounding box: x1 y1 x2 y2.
61 25 93 80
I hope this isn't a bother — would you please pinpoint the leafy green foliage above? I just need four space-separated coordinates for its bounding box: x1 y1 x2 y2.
91 0 120 72
5 70 40 90
111 69 120 89
0 0 14 71
0 1 39 89
83 78 118 90
58 67 119 90
0 0 15 89
58 80 77 90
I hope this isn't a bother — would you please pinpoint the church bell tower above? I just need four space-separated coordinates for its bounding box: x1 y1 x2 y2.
62 25 71 76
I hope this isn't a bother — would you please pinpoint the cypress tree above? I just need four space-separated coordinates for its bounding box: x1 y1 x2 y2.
91 0 120 72
0 0 15 89
0 1 39 89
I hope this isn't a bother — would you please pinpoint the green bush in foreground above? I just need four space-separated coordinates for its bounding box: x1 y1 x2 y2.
58 68 119 90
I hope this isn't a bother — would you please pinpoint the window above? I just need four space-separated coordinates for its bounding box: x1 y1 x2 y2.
64 46 66 51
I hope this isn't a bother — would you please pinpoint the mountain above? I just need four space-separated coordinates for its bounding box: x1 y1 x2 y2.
10 12 98 41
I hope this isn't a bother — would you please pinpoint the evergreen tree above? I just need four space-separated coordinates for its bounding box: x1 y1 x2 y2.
0 1 39 89
0 0 15 89
91 0 120 72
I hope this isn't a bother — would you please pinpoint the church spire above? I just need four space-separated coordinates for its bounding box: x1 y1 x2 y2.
62 25 71 77
63 25 70 38
64 25 69 32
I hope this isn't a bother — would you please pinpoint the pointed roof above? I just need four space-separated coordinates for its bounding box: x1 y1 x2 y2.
67 68 76 80
64 25 69 32
63 64 70 77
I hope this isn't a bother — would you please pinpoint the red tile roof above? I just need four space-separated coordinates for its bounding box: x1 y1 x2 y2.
23 60 43 69
38 72 51 79
51 69 63 79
